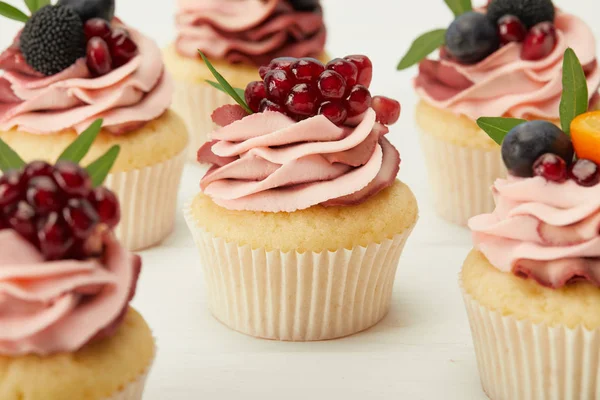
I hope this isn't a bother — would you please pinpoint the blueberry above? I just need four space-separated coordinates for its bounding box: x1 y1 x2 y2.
289 0 321 12
57 0 115 22
502 121 574 177
445 12 500 64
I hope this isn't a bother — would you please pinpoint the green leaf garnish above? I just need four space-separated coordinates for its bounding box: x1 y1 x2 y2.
24 0 49 13
198 51 252 114
207 80 246 102
559 48 588 135
86 145 120 187
0 1 29 22
476 117 527 145
397 29 447 71
57 119 103 163
444 0 472 17
0 138 26 172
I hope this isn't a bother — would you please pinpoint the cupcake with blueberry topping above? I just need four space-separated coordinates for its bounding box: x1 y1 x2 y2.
164 0 328 159
0 0 189 250
0 127 154 400
462 49 600 399
185 54 416 341
397 0 600 226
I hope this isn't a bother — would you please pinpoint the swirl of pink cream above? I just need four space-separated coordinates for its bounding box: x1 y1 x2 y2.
0 230 141 356
197 106 400 212
0 25 172 135
415 12 600 120
469 176 600 289
175 0 326 66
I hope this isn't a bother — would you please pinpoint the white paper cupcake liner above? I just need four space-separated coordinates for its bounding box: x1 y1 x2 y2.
462 287 600 400
171 80 235 162
419 131 506 226
104 370 150 400
105 150 186 251
184 206 415 341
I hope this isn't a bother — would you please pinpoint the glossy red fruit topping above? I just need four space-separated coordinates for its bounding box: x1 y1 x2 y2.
53 161 92 197
6 201 37 243
244 81 267 113
259 66 270 79
87 37 113 76
372 96 401 125
521 22 557 61
23 161 53 180
286 84 318 116
88 186 120 228
266 57 296 75
264 70 295 104
326 58 358 89
84 18 112 41
38 212 74 260
497 15 527 45
318 101 348 125
259 99 285 113
291 58 325 83
63 198 99 239
344 55 373 87
108 28 138 68
569 159 600 187
318 70 346 100
346 85 372 117
0 170 24 208
26 177 62 215
533 153 567 182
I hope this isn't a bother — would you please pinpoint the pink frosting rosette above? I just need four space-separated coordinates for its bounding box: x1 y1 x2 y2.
416 12 600 120
175 0 326 66
0 230 141 356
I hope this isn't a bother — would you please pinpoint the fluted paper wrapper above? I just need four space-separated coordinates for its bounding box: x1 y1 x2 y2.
105 150 186 251
420 131 506 226
185 208 414 341
462 288 600 400
104 371 149 400
171 80 234 161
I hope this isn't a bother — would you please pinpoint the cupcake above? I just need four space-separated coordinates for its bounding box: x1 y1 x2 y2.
461 49 600 399
0 127 154 399
397 0 600 226
185 54 416 341
164 0 328 159
0 0 189 251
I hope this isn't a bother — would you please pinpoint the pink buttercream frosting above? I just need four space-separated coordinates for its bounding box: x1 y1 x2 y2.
175 0 326 66
416 12 600 120
0 230 141 356
0 24 173 135
197 106 400 212
470 176 600 289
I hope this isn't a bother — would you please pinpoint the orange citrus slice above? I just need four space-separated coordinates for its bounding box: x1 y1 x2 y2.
571 111 600 164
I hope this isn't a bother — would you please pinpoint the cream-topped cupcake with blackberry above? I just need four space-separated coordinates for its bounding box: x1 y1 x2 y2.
0 0 188 250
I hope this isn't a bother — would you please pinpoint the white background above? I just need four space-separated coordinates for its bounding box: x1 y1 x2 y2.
1 0 598 399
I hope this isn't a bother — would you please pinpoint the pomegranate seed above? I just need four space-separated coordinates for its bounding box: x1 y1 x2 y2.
23 161 53 180
290 58 325 83
0 169 24 209
346 85 372 117
533 153 567 182
569 159 600 187
108 28 138 68
264 69 295 104
259 99 285 113
259 65 269 79
26 177 62 215
285 84 318 117
6 201 37 243
521 22 557 61
38 212 73 260
244 81 267 113
497 15 527 45
84 18 112 42
87 37 113 76
344 55 373 87
317 70 346 100
53 161 92 198
318 101 348 125
63 198 99 239
88 187 120 228
326 58 358 89
372 96 401 125
266 57 297 75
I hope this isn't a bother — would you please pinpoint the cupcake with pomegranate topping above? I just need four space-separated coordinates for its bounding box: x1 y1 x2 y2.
164 0 328 159
397 0 600 226
185 54 416 341
0 127 154 400
462 49 600 399
0 0 188 250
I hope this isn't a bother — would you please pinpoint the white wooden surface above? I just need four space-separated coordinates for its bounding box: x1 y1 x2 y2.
0 0 598 398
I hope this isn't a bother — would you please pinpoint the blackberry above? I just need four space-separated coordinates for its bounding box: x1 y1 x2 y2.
20 5 86 76
57 0 115 22
487 0 555 28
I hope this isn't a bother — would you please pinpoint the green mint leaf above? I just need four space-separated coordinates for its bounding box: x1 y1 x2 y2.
24 0 49 13
397 29 447 71
0 138 26 172
57 119 103 163
0 1 29 22
207 80 246 103
477 117 527 145
559 48 588 135
444 0 472 16
86 145 120 187
199 51 253 114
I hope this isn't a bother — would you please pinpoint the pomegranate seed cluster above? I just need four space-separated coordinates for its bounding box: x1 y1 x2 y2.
534 155 600 187
84 18 138 76
244 55 400 126
0 161 120 261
